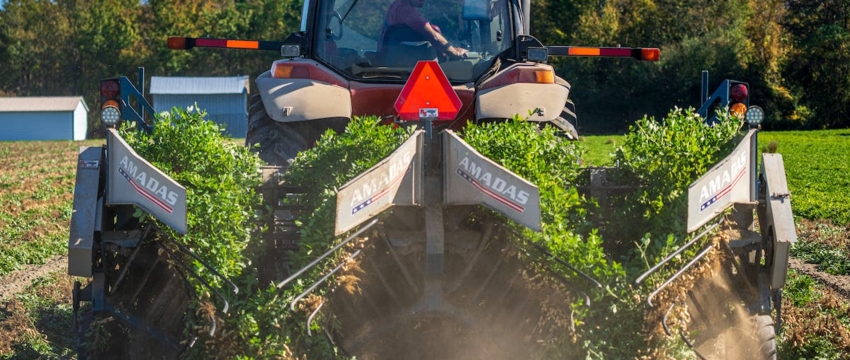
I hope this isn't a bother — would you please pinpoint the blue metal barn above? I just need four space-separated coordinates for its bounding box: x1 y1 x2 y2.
150 76 250 138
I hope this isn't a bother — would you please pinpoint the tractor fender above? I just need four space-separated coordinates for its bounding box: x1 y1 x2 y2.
475 63 569 122
255 61 352 123
475 82 568 121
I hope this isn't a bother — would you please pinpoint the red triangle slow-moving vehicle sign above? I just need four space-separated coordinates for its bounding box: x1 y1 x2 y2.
394 61 462 121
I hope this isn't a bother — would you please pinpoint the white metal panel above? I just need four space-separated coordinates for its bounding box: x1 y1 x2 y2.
687 130 755 232
443 131 541 231
73 101 88 140
150 76 249 95
761 153 797 290
335 131 424 235
0 112 73 140
106 129 188 234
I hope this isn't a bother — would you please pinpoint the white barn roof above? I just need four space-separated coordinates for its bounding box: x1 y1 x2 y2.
150 76 250 95
0 96 89 112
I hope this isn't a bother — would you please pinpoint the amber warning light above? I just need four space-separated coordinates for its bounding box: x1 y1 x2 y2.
394 61 462 121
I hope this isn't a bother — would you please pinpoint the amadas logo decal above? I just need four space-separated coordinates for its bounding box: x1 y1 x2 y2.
117 155 180 214
349 151 413 215
698 152 747 212
455 156 529 213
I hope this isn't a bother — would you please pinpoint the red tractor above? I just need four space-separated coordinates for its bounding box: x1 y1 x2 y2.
73 0 742 358
167 0 658 167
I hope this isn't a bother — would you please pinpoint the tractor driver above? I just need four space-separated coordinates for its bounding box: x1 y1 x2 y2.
377 0 468 58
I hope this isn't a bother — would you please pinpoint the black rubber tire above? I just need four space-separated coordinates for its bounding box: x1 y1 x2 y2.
76 312 93 360
246 94 310 167
756 314 778 360
548 108 579 140
246 94 349 167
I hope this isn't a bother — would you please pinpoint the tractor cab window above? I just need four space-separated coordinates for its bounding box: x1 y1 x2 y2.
315 0 512 82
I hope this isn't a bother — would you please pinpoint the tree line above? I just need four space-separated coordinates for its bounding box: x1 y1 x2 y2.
1 0 848 134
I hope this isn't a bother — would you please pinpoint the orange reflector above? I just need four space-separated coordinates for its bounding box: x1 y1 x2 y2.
730 103 747 118
568 47 601 56
167 37 187 50
641 48 660 61
226 40 259 49
535 70 555 84
102 100 120 109
271 63 311 79
273 64 293 78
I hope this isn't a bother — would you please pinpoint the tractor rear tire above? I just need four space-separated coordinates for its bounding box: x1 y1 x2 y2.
246 94 349 283
246 94 348 167
544 101 578 140
756 314 778 360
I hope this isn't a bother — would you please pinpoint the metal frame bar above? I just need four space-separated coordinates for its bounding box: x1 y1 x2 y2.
647 244 714 307
306 301 325 336
290 250 362 311
157 243 230 316
380 231 419 295
635 220 722 285
110 226 152 294
277 219 378 289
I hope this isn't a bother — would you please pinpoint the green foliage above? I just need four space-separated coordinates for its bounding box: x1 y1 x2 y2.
779 335 844 360
791 241 850 276
0 274 76 359
461 117 614 278
784 24 850 129
284 116 411 257
461 118 638 358
226 116 409 358
578 135 622 167
783 271 820 307
119 107 264 284
612 107 742 239
0 140 92 277
758 129 850 225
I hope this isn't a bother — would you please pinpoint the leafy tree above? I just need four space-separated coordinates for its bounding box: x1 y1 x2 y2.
0 0 75 95
783 24 850 128
782 0 850 128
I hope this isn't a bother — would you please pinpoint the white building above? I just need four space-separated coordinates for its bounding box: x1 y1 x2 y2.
0 97 89 141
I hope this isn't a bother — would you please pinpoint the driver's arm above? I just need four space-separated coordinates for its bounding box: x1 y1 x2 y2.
424 23 467 57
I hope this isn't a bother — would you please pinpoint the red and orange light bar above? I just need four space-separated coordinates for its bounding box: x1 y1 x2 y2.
547 46 660 61
167 37 288 52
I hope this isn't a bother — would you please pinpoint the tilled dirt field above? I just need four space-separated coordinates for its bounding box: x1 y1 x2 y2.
2 240 850 358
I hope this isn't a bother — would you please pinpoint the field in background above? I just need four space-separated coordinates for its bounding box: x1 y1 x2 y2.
0 130 848 358
0 140 103 277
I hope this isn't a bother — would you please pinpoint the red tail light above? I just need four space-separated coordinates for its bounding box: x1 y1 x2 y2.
730 84 748 102
729 83 748 118
101 80 120 99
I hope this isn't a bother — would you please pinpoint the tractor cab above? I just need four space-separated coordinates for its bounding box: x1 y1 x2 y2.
313 0 512 82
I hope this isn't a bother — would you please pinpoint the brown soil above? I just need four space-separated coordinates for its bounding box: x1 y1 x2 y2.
0 270 76 356
789 258 850 300
0 255 67 302
641 222 769 360
792 218 850 300
781 276 850 355
326 224 573 360
686 255 761 360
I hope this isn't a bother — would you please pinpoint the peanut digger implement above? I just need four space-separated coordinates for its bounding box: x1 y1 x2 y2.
67 0 796 357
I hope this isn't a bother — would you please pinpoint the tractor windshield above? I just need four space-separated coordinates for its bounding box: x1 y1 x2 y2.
315 0 513 82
